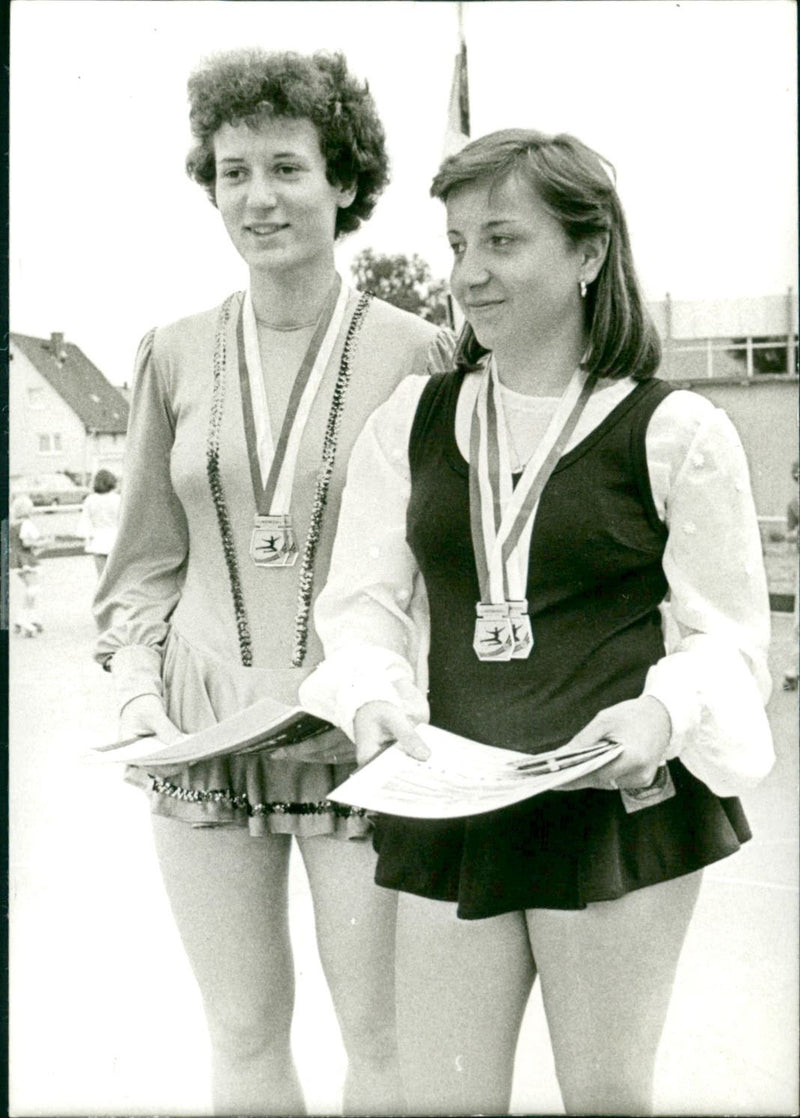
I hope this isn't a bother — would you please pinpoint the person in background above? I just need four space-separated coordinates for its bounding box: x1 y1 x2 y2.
302 128 774 1116
782 459 799 690
79 468 121 577
9 495 46 637
94 49 447 1117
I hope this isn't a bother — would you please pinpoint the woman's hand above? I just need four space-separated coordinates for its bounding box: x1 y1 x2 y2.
555 696 672 792
352 700 430 767
119 693 184 746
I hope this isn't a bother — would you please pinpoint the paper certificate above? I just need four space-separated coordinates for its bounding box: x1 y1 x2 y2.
327 724 623 819
86 698 353 767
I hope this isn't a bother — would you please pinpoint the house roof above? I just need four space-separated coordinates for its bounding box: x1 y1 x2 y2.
10 332 129 434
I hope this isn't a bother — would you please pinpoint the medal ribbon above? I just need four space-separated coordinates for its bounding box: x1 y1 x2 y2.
470 358 597 607
238 275 347 515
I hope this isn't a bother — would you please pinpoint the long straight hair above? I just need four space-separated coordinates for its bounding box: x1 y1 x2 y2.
431 129 661 380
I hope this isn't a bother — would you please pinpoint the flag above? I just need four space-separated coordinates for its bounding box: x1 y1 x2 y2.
443 29 470 157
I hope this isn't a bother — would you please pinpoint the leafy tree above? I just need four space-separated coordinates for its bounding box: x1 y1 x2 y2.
351 248 450 326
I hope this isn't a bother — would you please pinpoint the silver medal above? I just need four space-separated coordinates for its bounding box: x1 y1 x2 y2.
474 603 515 662
250 514 298 568
508 600 534 660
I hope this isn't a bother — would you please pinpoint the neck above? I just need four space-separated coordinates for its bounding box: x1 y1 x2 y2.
249 254 338 328
492 326 588 397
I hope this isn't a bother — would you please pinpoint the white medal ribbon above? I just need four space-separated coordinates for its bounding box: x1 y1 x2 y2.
242 280 351 507
471 357 595 612
487 359 591 604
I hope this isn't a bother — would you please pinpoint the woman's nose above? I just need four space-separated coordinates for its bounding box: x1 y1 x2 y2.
246 171 278 209
454 247 490 288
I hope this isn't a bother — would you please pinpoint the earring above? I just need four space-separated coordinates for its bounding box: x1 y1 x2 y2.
579 279 588 299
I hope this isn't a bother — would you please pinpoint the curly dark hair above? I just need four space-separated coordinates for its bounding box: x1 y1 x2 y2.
185 49 389 238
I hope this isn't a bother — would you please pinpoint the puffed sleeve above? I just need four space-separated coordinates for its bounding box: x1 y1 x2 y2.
299 376 431 740
642 390 774 796
93 329 189 713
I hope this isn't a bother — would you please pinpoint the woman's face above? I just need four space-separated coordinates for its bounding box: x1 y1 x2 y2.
446 172 587 357
214 116 355 275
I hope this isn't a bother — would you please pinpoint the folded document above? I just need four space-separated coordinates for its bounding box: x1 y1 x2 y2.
87 697 350 767
328 724 623 818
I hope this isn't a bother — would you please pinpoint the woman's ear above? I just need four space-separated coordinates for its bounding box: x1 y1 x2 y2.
580 231 610 283
337 182 358 210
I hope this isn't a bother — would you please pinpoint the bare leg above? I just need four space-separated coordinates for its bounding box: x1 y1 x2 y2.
152 817 305 1116
395 892 535 1116
297 835 401 1116
527 871 702 1116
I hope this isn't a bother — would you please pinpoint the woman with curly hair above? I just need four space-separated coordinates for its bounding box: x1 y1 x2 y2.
94 49 446 1116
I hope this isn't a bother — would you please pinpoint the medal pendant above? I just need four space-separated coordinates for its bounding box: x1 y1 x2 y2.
508 600 534 660
474 603 514 662
250 515 298 568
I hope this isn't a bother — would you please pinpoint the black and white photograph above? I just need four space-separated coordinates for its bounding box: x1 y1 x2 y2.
7 1 798 1115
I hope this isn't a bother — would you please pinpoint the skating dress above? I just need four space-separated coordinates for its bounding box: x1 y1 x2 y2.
95 287 445 837
304 366 774 912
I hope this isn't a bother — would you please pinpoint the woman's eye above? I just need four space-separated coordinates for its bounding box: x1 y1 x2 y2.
449 242 466 257
220 167 246 181
489 235 513 248
275 164 301 176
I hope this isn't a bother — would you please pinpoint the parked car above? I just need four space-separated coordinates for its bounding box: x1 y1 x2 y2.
10 473 91 507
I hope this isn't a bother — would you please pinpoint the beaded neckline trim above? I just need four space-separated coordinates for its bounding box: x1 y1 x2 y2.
207 290 372 667
207 294 254 666
291 290 371 666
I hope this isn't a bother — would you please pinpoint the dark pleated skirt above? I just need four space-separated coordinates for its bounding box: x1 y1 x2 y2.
372 760 750 919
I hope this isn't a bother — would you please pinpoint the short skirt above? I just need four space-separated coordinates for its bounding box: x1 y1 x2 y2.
372 759 750 918
125 627 369 839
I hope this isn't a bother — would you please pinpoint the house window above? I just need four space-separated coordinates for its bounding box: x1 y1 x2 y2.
27 387 45 410
38 433 63 454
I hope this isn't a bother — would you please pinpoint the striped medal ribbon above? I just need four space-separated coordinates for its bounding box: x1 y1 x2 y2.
237 276 349 568
469 357 597 661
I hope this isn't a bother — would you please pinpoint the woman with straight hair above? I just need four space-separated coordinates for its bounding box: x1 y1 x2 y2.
94 48 446 1116
302 128 774 1115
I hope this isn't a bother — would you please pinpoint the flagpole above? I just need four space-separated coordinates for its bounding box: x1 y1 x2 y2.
442 1 470 331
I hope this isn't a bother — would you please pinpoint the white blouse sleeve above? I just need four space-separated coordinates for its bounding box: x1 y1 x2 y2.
299 376 431 740
642 389 774 795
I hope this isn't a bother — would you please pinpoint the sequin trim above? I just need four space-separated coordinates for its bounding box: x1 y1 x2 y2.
207 294 254 666
291 291 372 666
150 775 367 819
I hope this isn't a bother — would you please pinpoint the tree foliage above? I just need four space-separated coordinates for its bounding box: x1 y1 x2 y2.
351 248 450 326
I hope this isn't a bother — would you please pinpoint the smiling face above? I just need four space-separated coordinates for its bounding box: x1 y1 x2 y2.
446 172 595 364
213 116 355 277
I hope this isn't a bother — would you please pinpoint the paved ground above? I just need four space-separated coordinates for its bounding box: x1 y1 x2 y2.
8 556 799 1117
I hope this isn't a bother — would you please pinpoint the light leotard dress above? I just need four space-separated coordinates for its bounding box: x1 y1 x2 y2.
95 287 450 837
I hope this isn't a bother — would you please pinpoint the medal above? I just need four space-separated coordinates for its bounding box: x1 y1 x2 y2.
474 603 514 662
250 514 298 567
237 277 349 568
508 600 534 659
469 359 597 663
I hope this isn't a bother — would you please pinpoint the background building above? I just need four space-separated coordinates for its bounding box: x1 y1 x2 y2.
9 332 129 485
648 290 798 520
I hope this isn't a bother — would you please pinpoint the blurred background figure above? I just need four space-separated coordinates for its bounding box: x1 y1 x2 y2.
9 495 46 637
79 468 121 578
783 460 799 691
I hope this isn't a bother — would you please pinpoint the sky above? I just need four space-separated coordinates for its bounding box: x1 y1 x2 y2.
9 0 798 386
